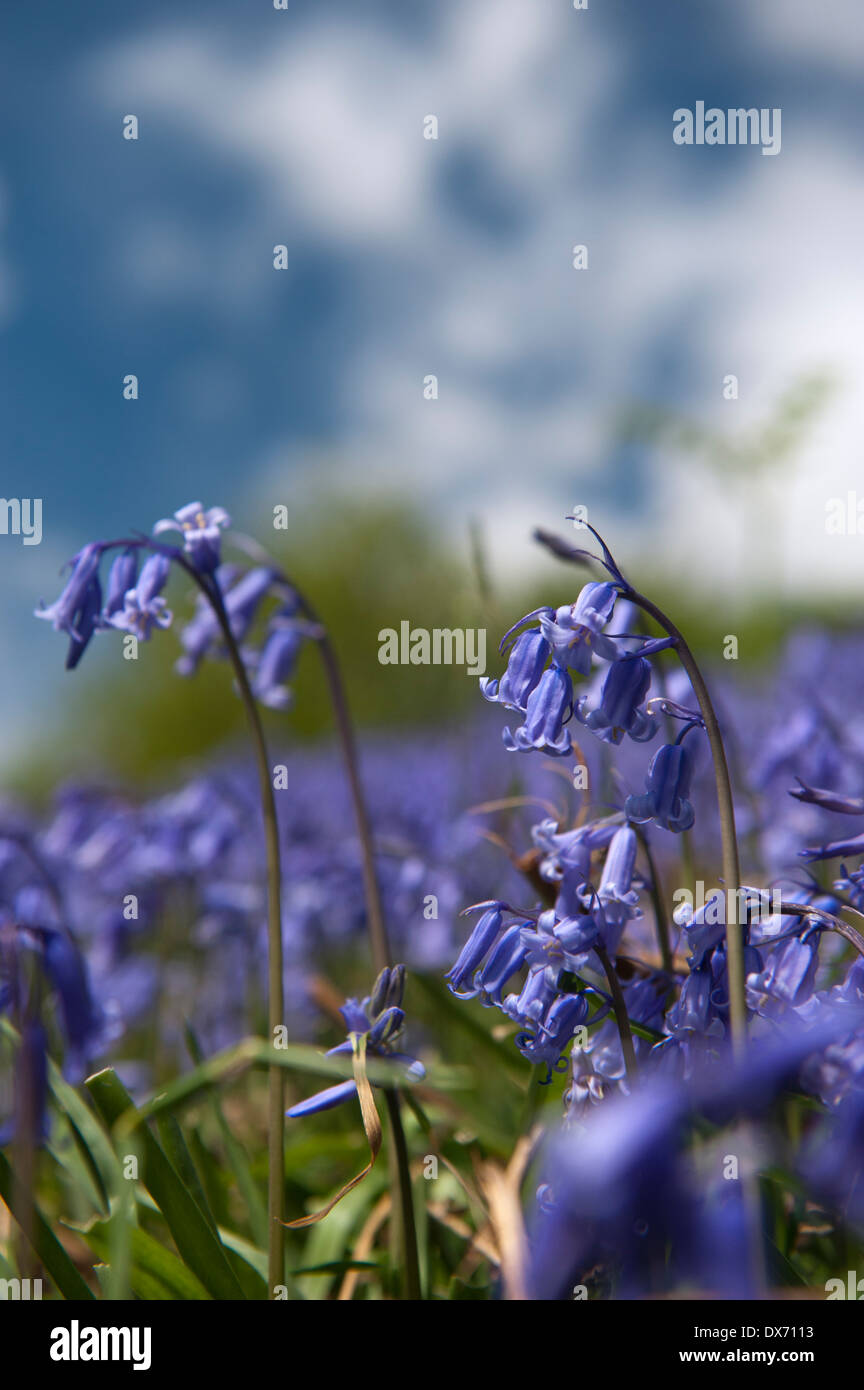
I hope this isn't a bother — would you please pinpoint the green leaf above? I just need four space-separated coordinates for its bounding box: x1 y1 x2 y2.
67 1218 211 1300
293 1259 379 1276
0 1149 94 1300
156 1114 219 1239
85 1068 246 1301
184 1022 268 1247
135 1189 270 1301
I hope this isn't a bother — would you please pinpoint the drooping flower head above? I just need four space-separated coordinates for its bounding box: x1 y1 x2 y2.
105 554 173 642
539 582 619 676
625 741 696 833
35 543 104 671
502 665 573 756
153 502 231 574
286 965 424 1119
579 655 658 745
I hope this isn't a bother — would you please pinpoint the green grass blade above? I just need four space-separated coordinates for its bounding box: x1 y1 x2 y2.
85 1068 246 1301
0 1149 94 1300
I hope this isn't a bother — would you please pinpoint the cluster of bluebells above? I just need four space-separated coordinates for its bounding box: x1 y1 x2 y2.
34 501 315 709
12 508 864 1296
446 527 864 1295
0 721 515 1140
453 551 704 1080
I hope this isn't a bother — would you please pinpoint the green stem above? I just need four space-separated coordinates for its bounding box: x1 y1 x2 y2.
623 589 746 1057
772 901 864 959
312 631 391 974
383 1089 421 1299
189 536 417 1298
308 631 421 1300
595 942 638 1085
195 573 285 1296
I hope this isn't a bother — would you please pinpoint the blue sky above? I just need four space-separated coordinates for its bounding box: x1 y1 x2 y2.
2 0 863 749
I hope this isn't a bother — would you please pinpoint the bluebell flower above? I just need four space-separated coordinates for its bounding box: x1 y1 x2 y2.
532 815 621 883
153 501 230 573
538 1016 864 1299
106 554 173 641
501 962 559 1031
664 966 724 1040
625 741 695 833
800 831 864 863
593 825 641 922
502 665 573 756
710 943 763 1023
64 568 103 671
102 549 139 620
530 1079 687 1298
568 976 666 1110
515 993 591 1079
803 1087 864 1228
481 628 551 710
37 927 104 1079
521 905 602 975
539 582 619 675
677 889 727 969
0 920 103 1084
286 965 424 1119
474 921 532 1006
36 543 105 668
247 606 318 710
835 864 864 912
35 542 103 637
445 901 507 998
746 935 819 1020
176 567 275 676
789 779 864 815
578 655 658 745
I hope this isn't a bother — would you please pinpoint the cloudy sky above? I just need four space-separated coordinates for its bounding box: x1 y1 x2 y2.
1 0 863 743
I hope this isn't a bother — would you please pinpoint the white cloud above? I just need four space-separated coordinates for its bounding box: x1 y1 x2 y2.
741 0 864 70
81 4 864 597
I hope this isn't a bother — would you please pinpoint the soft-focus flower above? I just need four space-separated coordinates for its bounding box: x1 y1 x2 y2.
746 934 819 1020
789 779 864 815
800 831 864 863
102 550 139 620
36 543 106 668
153 502 230 573
35 543 103 637
64 569 103 671
106 554 172 641
247 605 318 710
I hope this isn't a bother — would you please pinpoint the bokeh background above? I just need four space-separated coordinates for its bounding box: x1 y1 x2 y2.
2 0 863 788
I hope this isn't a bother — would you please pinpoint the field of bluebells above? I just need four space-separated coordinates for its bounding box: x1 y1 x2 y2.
3 501 864 1304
